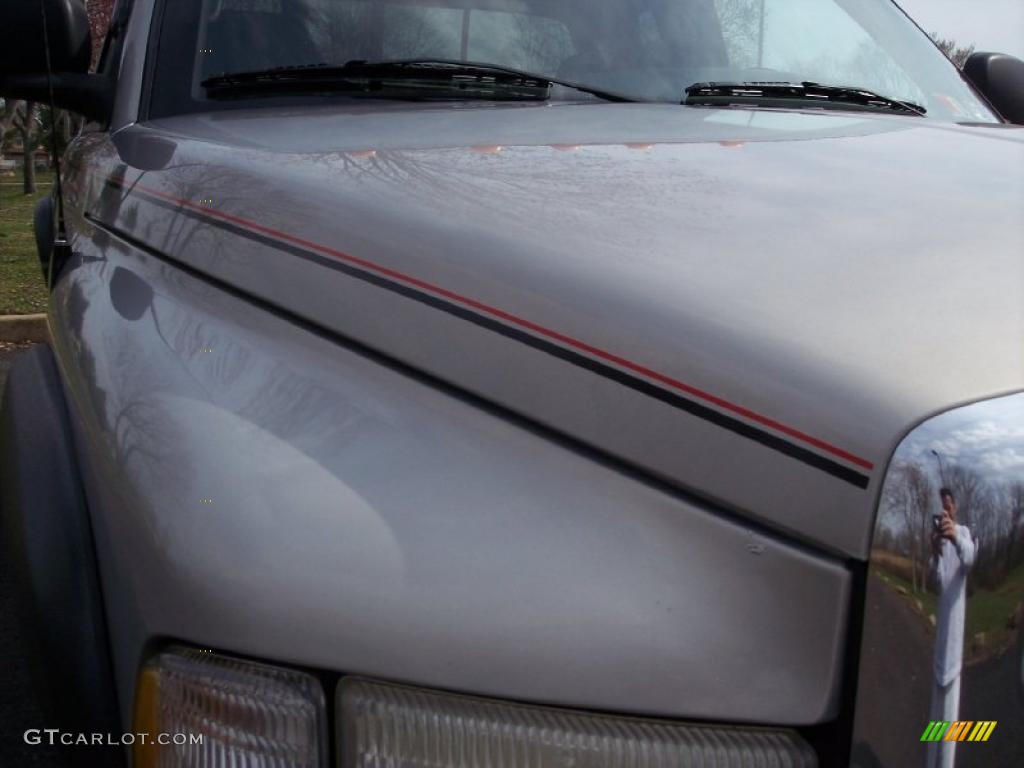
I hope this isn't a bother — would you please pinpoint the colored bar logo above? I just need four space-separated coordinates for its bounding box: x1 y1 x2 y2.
921 721 997 742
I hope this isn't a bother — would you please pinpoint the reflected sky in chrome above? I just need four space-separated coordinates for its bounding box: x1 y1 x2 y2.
877 391 1023 562
893 393 1024 477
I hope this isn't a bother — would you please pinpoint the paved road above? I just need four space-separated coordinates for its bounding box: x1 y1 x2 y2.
855 573 1023 768
0 342 66 766
958 631 1024 767
0 342 35 388
854 573 934 767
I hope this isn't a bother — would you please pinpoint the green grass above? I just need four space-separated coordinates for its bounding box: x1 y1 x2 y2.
0 171 52 315
874 557 1024 657
964 560 1024 652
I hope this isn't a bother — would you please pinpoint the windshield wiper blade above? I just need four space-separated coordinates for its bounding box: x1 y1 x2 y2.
201 60 546 99
683 81 926 116
343 59 637 103
202 59 637 103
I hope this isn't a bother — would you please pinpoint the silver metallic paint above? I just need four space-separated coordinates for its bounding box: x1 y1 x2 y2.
51 240 850 727
72 103 1024 558
46 7 1024 741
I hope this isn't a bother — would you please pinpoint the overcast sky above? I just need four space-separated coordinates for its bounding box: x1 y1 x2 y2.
896 394 1024 480
895 0 1024 61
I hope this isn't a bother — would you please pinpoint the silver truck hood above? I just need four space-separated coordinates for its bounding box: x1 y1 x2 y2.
84 101 1024 557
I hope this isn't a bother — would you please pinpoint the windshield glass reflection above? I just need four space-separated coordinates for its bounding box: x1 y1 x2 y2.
151 0 997 122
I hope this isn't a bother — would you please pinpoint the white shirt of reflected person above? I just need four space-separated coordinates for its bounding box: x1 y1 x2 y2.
929 490 977 685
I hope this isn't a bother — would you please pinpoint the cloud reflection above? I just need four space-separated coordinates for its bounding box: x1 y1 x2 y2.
895 394 1024 480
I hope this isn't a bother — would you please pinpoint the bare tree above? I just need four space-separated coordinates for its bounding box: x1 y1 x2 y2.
11 102 41 194
36 106 77 167
0 99 17 169
0 99 17 138
1008 483 1024 558
930 33 975 69
882 461 934 591
940 462 1020 589
943 463 988 529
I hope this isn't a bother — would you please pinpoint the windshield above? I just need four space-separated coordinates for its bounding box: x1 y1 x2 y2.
149 0 998 122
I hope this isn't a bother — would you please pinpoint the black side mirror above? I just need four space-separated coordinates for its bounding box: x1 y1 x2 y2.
963 52 1024 126
0 0 113 123
0 0 91 74
113 131 178 172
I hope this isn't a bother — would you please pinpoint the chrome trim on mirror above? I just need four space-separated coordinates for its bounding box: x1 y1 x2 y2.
853 393 1024 767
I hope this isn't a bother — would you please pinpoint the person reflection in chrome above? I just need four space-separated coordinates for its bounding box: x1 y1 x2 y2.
927 488 977 768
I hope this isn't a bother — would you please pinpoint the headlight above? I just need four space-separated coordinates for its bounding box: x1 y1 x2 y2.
338 677 817 767
133 646 327 768
853 392 1024 765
